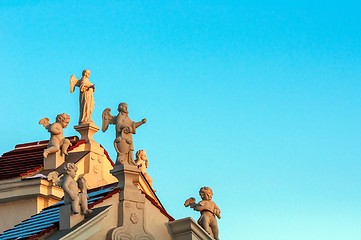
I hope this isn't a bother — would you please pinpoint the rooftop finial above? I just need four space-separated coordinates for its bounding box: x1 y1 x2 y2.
70 69 95 125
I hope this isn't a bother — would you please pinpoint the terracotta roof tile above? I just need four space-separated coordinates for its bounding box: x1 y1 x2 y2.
0 137 79 180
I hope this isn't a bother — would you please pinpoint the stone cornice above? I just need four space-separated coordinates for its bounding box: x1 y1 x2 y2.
0 178 63 202
168 217 214 240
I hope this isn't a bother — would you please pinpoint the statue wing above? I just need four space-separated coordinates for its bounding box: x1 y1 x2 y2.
39 117 50 130
70 75 78 93
102 108 116 132
47 171 60 186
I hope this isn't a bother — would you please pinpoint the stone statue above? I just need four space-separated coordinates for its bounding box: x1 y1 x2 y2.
39 113 72 158
102 102 146 165
135 150 153 187
77 175 93 214
70 69 95 125
52 163 92 215
184 187 221 240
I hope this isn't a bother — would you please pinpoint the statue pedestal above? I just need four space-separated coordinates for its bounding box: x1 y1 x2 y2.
168 217 214 240
108 164 154 239
74 124 99 143
43 151 65 170
59 204 84 230
110 164 143 201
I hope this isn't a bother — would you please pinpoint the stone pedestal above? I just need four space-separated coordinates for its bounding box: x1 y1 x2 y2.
110 164 142 198
59 204 84 230
108 164 154 239
73 123 118 189
168 217 214 240
74 124 99 143
43 151 65 170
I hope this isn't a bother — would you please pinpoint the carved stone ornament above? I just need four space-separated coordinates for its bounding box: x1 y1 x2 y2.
184 186 221 240
39 113 72 158
136 202 144 210
112 231 132 240
102 102 146 165
130 213 139 224
110 230 154 240
93 164 99 173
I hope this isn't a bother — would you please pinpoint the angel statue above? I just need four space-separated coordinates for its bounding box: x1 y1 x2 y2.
70 69 95 125
39 113 72 158
47 164 93 215
102 102 146 165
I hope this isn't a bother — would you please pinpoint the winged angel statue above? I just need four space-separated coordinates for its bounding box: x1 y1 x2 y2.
39 113 72 158
102 102 146 165
70 69 95 125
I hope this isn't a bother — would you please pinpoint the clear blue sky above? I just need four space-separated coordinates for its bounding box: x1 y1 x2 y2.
1 1 360 239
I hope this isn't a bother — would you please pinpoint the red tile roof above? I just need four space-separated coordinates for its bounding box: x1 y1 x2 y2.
0 136 114 180
0 182 174 240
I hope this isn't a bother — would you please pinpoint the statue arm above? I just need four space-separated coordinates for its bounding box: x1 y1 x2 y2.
134 118 146 129
49 123 62 135
214 203 221 219
132 118 147 134
195 201 216 213
79 80 95 92
194 202 205 212
39 118 50 130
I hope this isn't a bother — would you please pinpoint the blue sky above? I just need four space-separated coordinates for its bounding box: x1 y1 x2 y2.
1 1 360 239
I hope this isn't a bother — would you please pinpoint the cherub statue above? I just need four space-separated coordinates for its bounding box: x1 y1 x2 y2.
51 163 92 215
135 150 153 187
39 113 72 158
102 102 146 165
184 187 221 240
70 69 95 125
62 163 80 214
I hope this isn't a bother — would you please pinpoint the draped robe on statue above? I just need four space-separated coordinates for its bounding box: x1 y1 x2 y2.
76 78 95 125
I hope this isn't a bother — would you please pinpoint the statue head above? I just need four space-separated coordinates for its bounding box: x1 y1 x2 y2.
82 69 91 78
64 163 78 178
135 150 147 161
199 186 213 201
56 113 70 128
118 102 128 114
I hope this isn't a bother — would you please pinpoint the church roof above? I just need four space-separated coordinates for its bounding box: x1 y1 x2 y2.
0 136 114 180
0 136 174 239
0 183 119 240
0 182 174 240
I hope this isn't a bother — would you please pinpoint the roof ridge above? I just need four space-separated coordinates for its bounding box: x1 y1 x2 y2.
14 136 79 150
